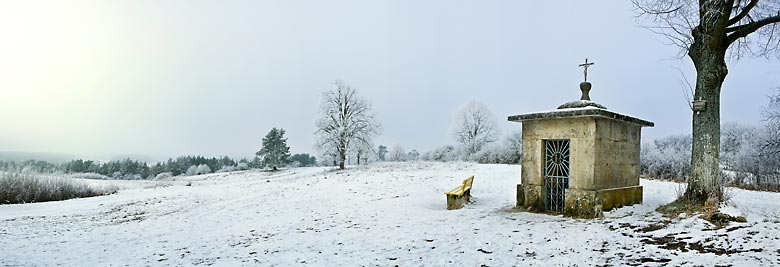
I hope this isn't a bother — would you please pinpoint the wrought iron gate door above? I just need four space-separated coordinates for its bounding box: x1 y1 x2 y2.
544 140 570 212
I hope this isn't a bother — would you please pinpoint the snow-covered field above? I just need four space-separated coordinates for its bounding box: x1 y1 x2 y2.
1 162 778 266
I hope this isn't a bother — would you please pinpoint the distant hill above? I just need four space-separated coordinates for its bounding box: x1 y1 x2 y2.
0 151 78 163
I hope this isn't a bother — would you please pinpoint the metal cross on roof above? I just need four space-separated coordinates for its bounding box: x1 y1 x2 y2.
579 58 595 82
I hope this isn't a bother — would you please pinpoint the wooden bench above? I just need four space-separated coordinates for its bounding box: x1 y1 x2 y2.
444 176 474 210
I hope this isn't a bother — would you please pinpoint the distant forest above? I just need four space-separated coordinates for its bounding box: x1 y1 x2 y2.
0 153 318 180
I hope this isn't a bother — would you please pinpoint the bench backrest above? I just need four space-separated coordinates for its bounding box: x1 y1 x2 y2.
463 176 474 190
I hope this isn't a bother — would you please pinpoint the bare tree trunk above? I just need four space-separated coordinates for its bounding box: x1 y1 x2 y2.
686 8 729 202
339 151 346 170
688 64 725 202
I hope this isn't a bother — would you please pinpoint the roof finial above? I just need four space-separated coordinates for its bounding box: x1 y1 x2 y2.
579 58 595 82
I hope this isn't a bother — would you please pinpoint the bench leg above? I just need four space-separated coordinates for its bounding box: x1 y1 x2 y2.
446 195 465 210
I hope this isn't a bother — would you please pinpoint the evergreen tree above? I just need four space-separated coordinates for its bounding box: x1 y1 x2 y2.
290 153 317 167
257 128 291 171
377 145 388 161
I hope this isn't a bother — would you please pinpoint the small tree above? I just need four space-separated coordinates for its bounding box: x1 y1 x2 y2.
502 129 523 164
451 100 500 155
315 80 382 170
257 128 291 171
290 153 317 167
352 141 375 165
753 87 780 188
763 88 780 155
195 164 211 175
388 144 407 162
377 145 388 161
185 165 199 176
407 150 420 161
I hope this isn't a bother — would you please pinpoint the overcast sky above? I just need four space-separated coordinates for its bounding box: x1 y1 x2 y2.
0 0 778 161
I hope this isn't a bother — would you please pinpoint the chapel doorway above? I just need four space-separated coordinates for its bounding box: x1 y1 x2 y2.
544 139 570 212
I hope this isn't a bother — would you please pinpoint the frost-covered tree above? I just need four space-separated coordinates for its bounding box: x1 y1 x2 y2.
744 88 780 188
377 145 388 161
388 144 407 162
471 130 523 164
407 150 420 161
762 87 780 155
421 145 459 162
257 128 291 171
315 80 382 170
318 151 338 167
185 165 199 176
633 0 780 203
451 100 500 155
640 135 693 181
501 129 523 164
290 153 317 167
721 122 761 169
195 164 211 175
352 141 375 165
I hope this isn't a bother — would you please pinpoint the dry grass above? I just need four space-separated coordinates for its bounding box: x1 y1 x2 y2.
657 196 746 228
0 172 117 204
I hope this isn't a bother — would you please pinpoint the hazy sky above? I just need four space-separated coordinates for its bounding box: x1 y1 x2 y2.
1 1 778 161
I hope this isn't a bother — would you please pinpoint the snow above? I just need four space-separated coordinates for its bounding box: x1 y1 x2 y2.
1 162 779 266
516 106 650 125
532 105 603 114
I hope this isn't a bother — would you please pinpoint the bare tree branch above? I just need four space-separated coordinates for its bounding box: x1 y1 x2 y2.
727 14 780 43
673 66 696 110
728 0 760 25
634 0 780 59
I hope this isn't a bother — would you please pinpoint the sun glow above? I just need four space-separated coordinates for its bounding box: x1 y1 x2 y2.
0 1 138 152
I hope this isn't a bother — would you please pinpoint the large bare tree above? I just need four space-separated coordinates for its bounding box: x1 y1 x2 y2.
315 80 381 170
633 0 780 203
451 100 500 155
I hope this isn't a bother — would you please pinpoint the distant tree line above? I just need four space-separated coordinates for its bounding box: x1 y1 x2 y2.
62 156 249 180
641 88 780 192
2 154 315 183
0 160 62 174
641 123 780 192
0 127 319 180
0 152 319 180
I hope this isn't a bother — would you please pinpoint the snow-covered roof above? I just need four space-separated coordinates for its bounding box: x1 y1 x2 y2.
507 106 654 127
557 100 607 109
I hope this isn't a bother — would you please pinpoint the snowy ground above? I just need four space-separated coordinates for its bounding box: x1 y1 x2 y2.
1 162 779 266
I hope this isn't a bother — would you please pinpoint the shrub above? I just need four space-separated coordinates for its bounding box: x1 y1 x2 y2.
0 172 116 204
67 172 110 180
185 165 198 176
236 162 249 170
195 164 211 175
154 172 173 180
421 145 459 162
640 134 692 181
217 165 239 173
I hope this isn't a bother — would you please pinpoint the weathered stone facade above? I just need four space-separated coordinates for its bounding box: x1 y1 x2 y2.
509 94 653 218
